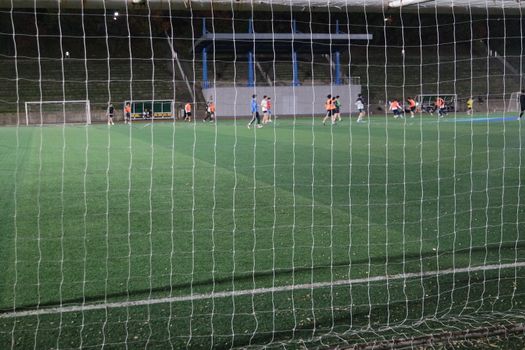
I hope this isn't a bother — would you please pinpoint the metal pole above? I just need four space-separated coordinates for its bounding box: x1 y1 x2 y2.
292 51 300 86
335 51 341 85
202 47 208 89
248 51 254 87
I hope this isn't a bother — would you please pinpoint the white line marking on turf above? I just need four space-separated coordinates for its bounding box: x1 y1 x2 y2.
1 262 524 319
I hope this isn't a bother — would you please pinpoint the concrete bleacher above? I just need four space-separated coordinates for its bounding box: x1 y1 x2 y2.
192 45 522 106
0 57 193 117
0 43 519 118
346 44 521 105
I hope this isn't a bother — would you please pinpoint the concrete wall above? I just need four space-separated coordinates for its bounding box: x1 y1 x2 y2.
201 84 361 118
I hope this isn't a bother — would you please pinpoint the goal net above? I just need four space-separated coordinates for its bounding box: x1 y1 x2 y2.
1 1 525 349
507 91 523 113
24 100 91 125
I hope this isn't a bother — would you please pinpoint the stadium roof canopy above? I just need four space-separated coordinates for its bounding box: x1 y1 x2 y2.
0 0 523 14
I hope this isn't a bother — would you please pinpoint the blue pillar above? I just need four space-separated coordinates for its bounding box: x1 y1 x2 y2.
334 20 341 85
202 18 209 89
292 51 300 86
248 51 254 87
292 19 298 86
202 47 208 89
248 18 253 34
248 17 255 87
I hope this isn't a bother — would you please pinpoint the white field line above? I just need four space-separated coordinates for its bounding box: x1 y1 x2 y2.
1 261 524 319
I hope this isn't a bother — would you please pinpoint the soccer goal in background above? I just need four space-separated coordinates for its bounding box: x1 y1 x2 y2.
24 100 91 125
507 92 523 113
415 94 457 113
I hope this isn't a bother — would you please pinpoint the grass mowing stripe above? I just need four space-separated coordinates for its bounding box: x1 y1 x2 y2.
1 261 523 319
1 119 523 348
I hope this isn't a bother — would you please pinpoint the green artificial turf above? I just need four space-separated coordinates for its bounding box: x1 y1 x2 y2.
0 115 524 349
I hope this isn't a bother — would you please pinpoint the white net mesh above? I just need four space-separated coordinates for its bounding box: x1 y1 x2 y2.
507 91 524 113
0 1 524 349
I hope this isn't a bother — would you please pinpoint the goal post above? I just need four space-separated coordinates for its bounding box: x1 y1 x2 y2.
24 100 91 126
507 92 522 113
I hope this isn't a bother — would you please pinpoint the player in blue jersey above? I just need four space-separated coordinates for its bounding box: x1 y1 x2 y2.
247 94 262 129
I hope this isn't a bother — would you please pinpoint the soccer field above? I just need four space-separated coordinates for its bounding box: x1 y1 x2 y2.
0 115 524 348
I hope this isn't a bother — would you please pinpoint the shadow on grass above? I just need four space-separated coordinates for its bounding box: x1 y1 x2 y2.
2 240 524 313
203 275 523 350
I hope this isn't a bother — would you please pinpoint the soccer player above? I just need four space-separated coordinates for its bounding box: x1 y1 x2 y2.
333 96 342 122
184 102 192 122
204 97 215 122
466 97 474 115
519 90 525 120
322 94 335 125
106 103 115 125
355 94 366 123
266 97 273 123
124 102 131 124
436 97 446 118
389 98 403 118
248 94 262 128
209 100 216 122
261 95 269 124
407 97 416 118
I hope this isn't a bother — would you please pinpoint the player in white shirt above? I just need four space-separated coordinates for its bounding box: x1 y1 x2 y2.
261 95 269 124
355 94 366 123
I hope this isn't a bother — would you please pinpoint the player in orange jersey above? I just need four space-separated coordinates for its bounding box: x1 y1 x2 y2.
184 102 192 122
124 102 131 124
389 99 403 118
407 97 416 118
322 95 336 125
435 97 446 118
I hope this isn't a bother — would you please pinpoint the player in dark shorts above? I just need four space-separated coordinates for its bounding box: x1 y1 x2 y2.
322 94 335 125
407 97 416 118
247 94 262 128
204 99 215 122
106 103 115 125
436 97 446 118
184 102 192 122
